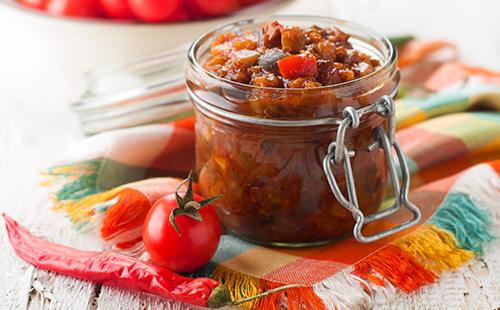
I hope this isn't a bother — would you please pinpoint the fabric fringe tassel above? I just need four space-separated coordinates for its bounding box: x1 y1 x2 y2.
394 224 474 275
313 268 373 310
211 265 261 309
210 265 326 309
55 186 124 228
100 188 151 246
429 192 494 255
52 185 151 252
353 244 437 293
349 191 494 303
255 281 326 310
42 159 103 202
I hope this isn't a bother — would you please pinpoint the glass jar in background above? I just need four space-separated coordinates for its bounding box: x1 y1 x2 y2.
187 16 414 246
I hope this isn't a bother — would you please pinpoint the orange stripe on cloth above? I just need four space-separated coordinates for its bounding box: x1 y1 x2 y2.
413 170 462 193
353 244 436 293
490 159 500 174
410 139 500 188
255 281 327 310
398 40 456 68
101 188 150 245
172 116 195 130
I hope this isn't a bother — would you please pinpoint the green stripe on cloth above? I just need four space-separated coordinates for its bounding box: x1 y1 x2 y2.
429 192 494 256
403 91 469 115
47 159 147 201
396 84 500 129
47 158 187 202
47 159 103 201
474 110 500 122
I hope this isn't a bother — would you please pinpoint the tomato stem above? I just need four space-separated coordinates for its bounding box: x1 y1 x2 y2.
169 171 223 236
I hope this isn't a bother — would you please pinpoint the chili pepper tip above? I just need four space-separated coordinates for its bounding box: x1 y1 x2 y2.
2 213 12 224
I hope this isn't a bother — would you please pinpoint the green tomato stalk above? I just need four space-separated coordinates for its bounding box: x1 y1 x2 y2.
169 171 222 236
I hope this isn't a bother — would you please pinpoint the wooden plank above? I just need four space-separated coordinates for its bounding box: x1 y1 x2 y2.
2 210 103 310
96 286 203 310
0 233 33 310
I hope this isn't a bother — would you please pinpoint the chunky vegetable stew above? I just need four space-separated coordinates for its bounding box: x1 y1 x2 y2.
204 21 381 88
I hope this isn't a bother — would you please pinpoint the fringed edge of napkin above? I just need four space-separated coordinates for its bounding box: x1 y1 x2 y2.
193 187 497 309
42 159 104 202
46 160 498 309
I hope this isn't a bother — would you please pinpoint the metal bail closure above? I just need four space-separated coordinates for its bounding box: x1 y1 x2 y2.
323 96 421 243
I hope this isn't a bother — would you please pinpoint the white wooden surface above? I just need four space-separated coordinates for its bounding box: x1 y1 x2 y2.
0 0 499 309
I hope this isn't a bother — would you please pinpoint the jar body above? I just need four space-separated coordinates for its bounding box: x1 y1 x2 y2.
195 111 391 245
187 16 399 245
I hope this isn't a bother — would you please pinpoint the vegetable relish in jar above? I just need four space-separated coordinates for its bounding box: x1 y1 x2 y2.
187 16 400 246
204 21 381 88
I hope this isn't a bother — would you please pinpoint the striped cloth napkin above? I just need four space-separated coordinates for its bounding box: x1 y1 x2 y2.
44 40 500 309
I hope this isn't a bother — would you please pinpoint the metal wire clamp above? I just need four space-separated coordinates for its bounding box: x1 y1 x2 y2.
322 95 421 243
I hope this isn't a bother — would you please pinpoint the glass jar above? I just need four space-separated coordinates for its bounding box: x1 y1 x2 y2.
71 47 191 135
186 16 420 246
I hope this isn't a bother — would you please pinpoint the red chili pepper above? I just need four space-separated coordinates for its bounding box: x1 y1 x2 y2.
2 214 230 308
277 52 318 79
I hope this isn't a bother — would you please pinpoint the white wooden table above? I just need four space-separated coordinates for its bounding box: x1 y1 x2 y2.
0 0 499 309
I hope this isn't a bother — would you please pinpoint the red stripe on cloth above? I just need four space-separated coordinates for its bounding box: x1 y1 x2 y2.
272 233 392 265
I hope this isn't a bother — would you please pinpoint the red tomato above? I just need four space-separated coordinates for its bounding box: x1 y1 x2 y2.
166 8 189 22
277 52 319 79
100 0 134 19
46 0 104 17
143 176 221 273
19 0 47 10
127 0 181 22
240 0 265 6
186 0 238 17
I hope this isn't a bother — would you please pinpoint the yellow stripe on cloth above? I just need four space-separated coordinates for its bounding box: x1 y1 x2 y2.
396 104 427 129
415 113 500 150
394 224 473 275
56 187 123 224
468 137 500 158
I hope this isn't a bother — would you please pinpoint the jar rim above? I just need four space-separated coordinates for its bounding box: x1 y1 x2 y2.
187 15 397 93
